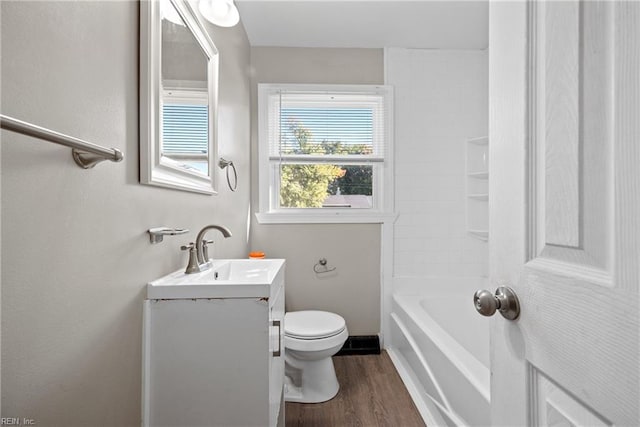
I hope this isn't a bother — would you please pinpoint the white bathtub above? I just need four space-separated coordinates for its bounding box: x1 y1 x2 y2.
388 281 490 426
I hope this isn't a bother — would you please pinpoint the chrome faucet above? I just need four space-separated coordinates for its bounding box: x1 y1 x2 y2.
194 224 232 270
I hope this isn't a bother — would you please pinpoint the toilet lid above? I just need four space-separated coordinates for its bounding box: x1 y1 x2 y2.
284 310 346 339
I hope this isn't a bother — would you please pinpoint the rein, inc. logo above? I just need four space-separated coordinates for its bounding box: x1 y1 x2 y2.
1 418 35 425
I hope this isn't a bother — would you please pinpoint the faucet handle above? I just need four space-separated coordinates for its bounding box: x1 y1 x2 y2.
181 243 201 274
201 239 214 262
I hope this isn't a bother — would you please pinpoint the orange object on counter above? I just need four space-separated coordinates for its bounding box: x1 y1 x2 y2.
249 251 265 259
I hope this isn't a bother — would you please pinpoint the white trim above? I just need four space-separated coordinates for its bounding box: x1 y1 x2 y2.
142 301 151 427
162 87 208 105
381 47 396 351
268 155 385 163
255 211 397 225
259 83 391 95
379 218 396 347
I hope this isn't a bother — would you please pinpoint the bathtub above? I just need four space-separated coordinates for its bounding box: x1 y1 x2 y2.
388 280 490 426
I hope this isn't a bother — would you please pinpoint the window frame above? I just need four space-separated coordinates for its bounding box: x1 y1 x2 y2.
257 84 395 224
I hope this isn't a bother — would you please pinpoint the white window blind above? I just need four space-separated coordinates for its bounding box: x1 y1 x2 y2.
161 89 208 156
266 89 387 162
162 104 208 155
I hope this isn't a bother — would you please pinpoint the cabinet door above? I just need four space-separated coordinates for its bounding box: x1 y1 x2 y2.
269 285 285 427
144 298 270 426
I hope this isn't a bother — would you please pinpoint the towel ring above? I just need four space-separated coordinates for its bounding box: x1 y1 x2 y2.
313 258 336 274
218 157 237 192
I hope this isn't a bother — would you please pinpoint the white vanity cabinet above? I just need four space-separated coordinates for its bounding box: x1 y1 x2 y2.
142 259 285 427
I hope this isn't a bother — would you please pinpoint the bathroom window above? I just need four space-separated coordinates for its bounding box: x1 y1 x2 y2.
257 84 394 224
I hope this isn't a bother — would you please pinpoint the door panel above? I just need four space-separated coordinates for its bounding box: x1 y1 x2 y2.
532 369 611 427
490 1 639 426
543 1 581 248
537 0 612 268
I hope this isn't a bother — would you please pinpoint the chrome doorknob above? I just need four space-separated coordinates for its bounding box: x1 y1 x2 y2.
473 286 520 320
474 289 498 316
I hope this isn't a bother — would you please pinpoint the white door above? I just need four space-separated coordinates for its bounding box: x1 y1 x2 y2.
489 1 639 426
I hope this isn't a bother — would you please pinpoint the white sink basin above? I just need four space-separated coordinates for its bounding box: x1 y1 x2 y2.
212 259 274 282
147 259 285 299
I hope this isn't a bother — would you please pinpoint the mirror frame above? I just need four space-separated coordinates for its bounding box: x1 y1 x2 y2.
140 0 219 194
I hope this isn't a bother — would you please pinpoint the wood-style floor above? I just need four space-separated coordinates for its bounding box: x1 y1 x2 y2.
285 351 426 427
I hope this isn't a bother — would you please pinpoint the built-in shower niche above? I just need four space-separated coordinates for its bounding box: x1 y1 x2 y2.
465 136 488 241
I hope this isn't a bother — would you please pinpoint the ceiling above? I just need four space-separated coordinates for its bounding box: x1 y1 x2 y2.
235 1 488 49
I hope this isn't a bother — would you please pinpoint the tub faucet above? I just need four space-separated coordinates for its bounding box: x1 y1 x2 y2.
194 224 232 269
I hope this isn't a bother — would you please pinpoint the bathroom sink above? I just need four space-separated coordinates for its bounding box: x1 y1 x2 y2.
147 258 285 299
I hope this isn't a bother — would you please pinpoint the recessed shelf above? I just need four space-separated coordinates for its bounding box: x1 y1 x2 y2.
467 193 489 201
467 171 489 179
467 136 488 146
468 230 489 241
466 136 489 241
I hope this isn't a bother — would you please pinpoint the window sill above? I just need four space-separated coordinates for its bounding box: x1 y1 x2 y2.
255 211 398 225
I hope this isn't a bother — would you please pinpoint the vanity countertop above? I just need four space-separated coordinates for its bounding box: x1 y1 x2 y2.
146 258 285 300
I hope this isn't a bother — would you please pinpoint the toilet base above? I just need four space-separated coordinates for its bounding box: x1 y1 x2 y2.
284 356 340 403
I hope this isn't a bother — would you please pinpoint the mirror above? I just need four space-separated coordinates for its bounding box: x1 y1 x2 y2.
140 0 219 194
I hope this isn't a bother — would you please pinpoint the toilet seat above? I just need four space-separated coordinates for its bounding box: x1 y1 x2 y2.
285 310 346 340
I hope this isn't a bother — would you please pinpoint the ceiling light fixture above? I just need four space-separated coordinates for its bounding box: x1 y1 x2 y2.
199 0 240 28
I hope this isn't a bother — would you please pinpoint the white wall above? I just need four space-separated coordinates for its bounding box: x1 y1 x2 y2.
1 2 251 425
249 47 383 336
386 48 488 289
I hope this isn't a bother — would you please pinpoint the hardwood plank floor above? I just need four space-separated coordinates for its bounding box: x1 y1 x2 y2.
285 351 425 427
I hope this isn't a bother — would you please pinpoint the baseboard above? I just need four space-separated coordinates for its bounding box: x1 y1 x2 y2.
335 335 381 356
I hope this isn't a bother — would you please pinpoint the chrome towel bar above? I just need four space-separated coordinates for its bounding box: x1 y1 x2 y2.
0 114 123 169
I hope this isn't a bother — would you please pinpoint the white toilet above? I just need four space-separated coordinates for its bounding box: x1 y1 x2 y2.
283 310 349 403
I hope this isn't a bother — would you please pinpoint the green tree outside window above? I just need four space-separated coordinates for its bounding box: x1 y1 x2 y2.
279 120 373 208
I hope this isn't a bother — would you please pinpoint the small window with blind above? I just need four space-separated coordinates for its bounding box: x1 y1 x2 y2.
257 84 394 223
